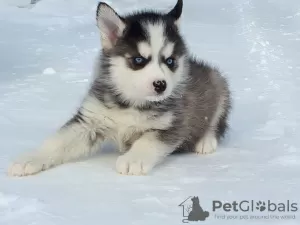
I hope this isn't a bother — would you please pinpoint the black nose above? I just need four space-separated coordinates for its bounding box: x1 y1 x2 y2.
153 80 167 94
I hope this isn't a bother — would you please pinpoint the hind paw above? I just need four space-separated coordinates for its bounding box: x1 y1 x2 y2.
195 132 217 155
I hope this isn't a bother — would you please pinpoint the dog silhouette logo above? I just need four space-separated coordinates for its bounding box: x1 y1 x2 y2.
179 196 209 223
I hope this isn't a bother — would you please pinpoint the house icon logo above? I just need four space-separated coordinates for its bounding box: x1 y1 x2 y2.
179 196 210 223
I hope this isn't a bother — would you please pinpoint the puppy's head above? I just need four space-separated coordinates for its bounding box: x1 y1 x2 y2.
96 0 188 106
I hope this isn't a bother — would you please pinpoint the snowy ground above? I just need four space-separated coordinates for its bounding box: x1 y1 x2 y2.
1 0 300 224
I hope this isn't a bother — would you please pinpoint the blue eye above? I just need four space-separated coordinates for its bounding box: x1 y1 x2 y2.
166 57 175 66
133 57 145 64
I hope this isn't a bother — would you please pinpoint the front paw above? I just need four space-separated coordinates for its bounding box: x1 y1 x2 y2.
8 155 50 177
116 152 156 176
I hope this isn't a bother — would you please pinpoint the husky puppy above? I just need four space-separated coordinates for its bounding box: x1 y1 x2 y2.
8 0 231 176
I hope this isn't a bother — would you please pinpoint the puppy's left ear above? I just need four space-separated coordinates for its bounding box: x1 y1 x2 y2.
167 0 183 26
96 2 126 51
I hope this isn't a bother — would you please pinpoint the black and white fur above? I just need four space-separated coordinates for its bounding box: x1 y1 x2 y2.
8 0 231 176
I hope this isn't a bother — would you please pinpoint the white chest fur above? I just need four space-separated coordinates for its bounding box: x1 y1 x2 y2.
80 96 173 142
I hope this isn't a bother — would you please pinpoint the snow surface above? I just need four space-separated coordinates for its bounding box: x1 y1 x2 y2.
0 0 300 224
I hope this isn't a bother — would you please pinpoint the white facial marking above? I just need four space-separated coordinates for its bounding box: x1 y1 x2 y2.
145 22 165 62
161 42 175 59
137 42 151 58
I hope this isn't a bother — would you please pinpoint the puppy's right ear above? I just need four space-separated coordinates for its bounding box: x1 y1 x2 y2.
96 2 126 50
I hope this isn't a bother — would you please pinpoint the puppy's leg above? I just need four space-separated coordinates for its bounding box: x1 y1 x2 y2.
116 131 175 175
8 115 102 176
195 95 228 155
195 130 218 154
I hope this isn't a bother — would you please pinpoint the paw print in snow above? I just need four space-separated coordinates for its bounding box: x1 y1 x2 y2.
256 201 266 212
